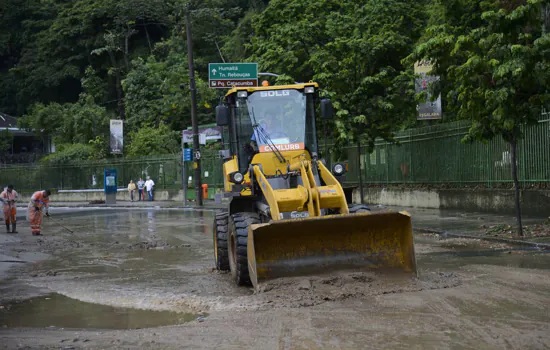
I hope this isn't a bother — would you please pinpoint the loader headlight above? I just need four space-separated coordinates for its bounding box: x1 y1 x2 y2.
230 171 244 184
332 163 346 176
304 86 315 94
237 91 248 98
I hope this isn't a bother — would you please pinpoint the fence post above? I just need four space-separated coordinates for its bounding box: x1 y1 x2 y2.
457 136 462 186
485 144 492 188
521 137 526 185
386 143 389 185
409 130 414 184
357 139 364 204
120 162 124 189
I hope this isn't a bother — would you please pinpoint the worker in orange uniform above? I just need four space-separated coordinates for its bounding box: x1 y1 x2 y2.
0 184 19 233
28 189 51 236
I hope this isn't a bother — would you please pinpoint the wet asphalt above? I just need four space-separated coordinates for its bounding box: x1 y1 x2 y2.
0 206 549 331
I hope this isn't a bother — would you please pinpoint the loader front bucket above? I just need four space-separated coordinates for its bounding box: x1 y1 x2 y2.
247 211 416 291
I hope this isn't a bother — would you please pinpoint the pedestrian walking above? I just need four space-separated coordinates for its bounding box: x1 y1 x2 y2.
145 176 155 201
137 177 145 201
128 180 136 202
28 189 51 236
0 184 19 233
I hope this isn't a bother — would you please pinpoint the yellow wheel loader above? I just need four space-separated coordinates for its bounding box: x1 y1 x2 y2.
212 81 416 290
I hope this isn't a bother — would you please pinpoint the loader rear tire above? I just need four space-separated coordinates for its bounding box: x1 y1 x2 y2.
213 212 230 271
349 204 371 213
228 212 260 286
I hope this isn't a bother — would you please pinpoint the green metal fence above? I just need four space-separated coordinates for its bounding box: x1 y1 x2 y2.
0 152 225 192
353 112 550 185
1 113 549 191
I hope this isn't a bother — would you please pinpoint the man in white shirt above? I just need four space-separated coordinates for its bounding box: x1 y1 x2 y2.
144 176 155 201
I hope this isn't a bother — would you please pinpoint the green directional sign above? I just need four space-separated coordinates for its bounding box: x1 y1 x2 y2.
208 63 258 89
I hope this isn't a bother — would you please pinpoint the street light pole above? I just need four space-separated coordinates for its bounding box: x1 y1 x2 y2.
185 4 202 206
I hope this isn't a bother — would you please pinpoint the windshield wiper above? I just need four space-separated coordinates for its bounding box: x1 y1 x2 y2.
251 108 286 164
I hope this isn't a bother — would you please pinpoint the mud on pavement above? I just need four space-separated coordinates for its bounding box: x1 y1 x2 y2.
0 209 461 313
1 208 550 349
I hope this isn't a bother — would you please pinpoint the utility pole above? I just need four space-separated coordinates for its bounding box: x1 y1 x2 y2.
185 4 202 206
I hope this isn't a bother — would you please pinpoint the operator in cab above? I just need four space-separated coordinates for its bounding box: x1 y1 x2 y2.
250 112 286 151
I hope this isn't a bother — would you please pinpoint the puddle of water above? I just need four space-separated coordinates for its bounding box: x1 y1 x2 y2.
0 293 199 329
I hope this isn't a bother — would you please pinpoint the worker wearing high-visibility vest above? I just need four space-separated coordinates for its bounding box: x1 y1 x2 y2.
28 190 51 236
0 184 19 233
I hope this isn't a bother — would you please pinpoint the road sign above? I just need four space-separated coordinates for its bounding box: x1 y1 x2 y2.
183 148 193 162
209 63 258 89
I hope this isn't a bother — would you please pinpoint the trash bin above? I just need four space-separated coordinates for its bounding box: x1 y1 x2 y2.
201 184 209 199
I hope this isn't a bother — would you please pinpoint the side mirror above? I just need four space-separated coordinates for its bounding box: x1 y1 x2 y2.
216 105 230 126
320 98 335 119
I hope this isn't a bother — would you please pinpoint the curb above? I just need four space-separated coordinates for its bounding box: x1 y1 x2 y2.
415 228 550 250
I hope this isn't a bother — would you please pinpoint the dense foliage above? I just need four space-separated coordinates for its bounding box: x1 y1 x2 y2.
1 0 549 164
408 0 550 235
125 123 180 157
0 129 12 153
248 0 427 150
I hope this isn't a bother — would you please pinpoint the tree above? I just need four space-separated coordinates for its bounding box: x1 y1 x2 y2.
410 0 550 236
41 143 95 164
2 0 174 115
125 123 180 157
248 0 426 152
92 31 129 119
19 100 110 147
222 0 266 61
18 102 66 145
122 51 216 134
0 128 13 153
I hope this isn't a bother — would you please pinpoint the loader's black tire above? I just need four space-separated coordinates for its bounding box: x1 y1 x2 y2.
349 204 371 213
213 212 230 271
228 212 261 286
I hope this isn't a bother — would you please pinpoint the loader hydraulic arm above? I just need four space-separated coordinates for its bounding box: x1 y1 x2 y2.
252 159 350 221
252 165 309 221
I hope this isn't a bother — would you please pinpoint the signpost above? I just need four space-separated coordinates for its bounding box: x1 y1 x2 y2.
183 148 193 162
182 148 193 206
209 63 258 88
182 125 223 144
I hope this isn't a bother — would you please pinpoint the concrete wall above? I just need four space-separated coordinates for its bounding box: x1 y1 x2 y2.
354 187 550 216
14 186 550 216
12 189 191 204
52 189 189 202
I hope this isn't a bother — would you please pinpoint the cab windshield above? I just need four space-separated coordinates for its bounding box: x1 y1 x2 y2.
247 90 306 152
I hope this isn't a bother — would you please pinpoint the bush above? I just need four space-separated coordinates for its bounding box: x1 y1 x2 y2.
41 143 94 164
126 123 179 157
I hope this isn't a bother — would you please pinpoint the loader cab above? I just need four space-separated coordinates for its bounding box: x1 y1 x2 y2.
217 82 332 175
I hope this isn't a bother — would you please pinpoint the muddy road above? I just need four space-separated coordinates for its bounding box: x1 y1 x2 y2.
1 208 550 349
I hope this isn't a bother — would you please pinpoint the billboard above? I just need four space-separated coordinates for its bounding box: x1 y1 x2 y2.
415 61 442 120
110 119 123 154
182 126 223 144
